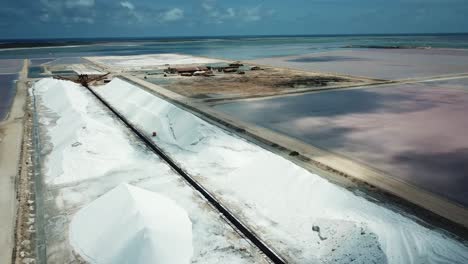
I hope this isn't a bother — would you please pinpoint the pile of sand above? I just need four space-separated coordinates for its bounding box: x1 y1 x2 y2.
69 183 193 264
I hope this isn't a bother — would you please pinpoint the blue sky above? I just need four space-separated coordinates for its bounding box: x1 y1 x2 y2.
1 0 468 39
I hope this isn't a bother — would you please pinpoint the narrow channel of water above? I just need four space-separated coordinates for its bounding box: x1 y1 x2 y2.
0 74 18 121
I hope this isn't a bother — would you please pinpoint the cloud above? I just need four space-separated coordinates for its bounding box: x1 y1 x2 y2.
199 0 273 24
112 2 185 24
202 0 215 11
200 0 237 24
243 6 262 22
65 0 95 8
160 8 184 22
226 8 236 18
37 0 97 25
120 1 135 11
3 0 468 38
72 16 94 24
39 13 50 22
118 1 144 23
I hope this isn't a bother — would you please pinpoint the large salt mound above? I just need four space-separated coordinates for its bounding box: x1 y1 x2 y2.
91 54 222 69
69 183 193 264
34 78 143 185
98 78 211 148
96 78 468 263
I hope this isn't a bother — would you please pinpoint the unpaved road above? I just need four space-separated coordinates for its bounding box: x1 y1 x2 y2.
0 60 27 264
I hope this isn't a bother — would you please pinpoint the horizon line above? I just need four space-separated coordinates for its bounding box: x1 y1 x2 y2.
1 32 468 42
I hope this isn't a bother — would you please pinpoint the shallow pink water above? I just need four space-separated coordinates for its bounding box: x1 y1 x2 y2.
217 78 468 206
250 49 468 80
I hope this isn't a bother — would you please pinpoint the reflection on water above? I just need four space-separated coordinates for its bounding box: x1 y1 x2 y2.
0 59 23 74
30 58 55 66
215 79 468 206
0 74 18 121
45 57 85 66
28 66 45 78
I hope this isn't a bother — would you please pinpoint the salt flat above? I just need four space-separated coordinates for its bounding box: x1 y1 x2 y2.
96 78 468 264
87 53 223 70
249 48 468 80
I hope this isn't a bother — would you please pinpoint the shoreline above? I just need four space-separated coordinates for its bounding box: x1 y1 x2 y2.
0 60 28 264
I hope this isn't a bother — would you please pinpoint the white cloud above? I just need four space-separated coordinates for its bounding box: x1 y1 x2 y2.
202 0 215 11
243 6 262 22
119 1 144 23
65 0 95 8
39 13 50 22
199 0 271 24
39 0 97 24
120 1 135 11
160 8 184 22
200 0 238 24
72 16 94 24
226 8 235 18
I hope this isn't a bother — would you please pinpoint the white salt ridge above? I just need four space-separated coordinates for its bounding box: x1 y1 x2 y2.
34 78 138 185
97 78 468 264
34 78 265 263
89 54 222 70
69 183 193 264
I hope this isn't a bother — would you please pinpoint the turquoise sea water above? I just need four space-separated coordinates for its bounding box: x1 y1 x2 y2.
1 34 468 60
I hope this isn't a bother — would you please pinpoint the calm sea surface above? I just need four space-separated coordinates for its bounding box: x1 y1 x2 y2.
1 34 468 120
1 34 468 60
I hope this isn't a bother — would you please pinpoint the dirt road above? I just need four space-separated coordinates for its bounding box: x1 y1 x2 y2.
0 60 28 264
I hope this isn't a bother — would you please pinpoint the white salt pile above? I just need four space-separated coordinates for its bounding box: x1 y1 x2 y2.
34 78 267 263
96 78 212 149
69 183 193 264
96 78 468 263
89 54 222 70
34 78 143 185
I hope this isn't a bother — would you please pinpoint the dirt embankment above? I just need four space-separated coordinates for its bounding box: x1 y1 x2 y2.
12 95 37 264
147 66 376 99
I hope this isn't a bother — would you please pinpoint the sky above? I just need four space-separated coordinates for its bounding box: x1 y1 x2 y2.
1 0 468 39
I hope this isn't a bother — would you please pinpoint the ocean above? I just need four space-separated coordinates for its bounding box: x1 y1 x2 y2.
1 34 468 121
1 34 468 60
